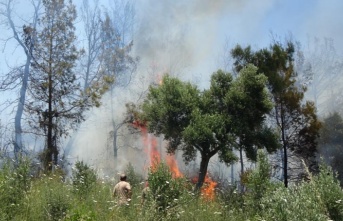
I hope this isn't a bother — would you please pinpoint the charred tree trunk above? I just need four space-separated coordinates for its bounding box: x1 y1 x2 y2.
283 144 288 188
46 36 54 171
45 73 54 171
196 154 210 191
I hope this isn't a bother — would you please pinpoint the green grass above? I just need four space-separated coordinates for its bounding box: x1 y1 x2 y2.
0 154 342 221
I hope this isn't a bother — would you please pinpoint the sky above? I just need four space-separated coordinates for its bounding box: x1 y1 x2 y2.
0 0 343 175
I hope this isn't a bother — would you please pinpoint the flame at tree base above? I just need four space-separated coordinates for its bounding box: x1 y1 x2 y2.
192 174 217 201
132 120 217 200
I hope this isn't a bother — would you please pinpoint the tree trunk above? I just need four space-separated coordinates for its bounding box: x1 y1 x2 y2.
231 163 234 184
239 146 244 176
14 57 30 158
46 38 53 171
283 144 288 188
112 120 118 158
239 146 245 192
195 154 210 191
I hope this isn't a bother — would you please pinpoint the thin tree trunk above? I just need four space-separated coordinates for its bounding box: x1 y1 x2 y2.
283 144 288 188
239 146 245 192
46 31 54 171
231 163 234 185
112 120 118 158
14 57 30 158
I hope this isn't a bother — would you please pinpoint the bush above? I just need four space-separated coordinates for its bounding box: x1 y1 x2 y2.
244 150 275 211
72 161 97 197
46 189 71 221
259 183 328 221
147 161 188 215
313 162 343 220
0 156 32 219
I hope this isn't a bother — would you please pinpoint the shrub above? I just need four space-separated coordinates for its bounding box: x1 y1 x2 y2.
245 150 275 210
313 162 343 220
259 183 329 221
0 156 31 219
147 161 187 214
46 190 71 221
72 161 97 197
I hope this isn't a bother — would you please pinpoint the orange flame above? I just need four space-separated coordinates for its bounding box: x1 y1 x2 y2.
133 120 217 200
166 154 183 178
202 175 217 201
192 174 217 201
133 121 160 171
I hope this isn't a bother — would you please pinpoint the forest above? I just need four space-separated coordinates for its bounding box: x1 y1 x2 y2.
0 0 343 220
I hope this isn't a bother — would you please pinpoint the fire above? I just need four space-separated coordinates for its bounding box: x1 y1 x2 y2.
133 120 217 200
192 174 217 201
202 175 217 201
132 120 160 170
166 154 183 178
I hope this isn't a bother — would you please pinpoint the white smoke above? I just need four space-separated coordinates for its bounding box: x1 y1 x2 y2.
62 0 343 182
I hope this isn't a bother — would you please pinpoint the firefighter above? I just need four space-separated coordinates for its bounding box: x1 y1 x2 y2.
113 173 132 206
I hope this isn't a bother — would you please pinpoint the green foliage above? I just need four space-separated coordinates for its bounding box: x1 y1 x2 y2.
45 188 71 221
259 184 328 221
0 155 341 221
147 162 186 212
232 40 322 187
139 68 273 189
72 161 97 197
26 0 84 171
246 150 273 205
313 162 343 220
0 156 31 219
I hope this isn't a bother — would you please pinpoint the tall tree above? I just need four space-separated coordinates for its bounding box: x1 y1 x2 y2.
133 64 273 190
25 0 83 171
0 0 42 158
79 0 103 92
99 2 137 159
231 41 322 187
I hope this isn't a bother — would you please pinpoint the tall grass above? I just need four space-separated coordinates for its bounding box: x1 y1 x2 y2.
0 153 342 221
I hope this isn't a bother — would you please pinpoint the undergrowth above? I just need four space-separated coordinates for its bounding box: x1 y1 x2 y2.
0 151 342 221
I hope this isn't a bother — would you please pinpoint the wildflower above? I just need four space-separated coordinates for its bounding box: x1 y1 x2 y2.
93 200 97 203
214 212 222 215
166 181 169 184
335 199 342 203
